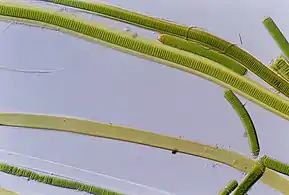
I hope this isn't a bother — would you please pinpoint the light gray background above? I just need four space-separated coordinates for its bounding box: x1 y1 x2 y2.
0 0 287 194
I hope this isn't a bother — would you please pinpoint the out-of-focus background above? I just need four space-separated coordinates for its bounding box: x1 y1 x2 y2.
0 0 288 194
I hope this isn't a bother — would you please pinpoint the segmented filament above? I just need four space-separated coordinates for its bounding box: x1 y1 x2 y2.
232 162 265 194
158 34 247 75
263 17 289 60
260 155 289 176
224 90 260 157
270 55 289 82
219 180 238 195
